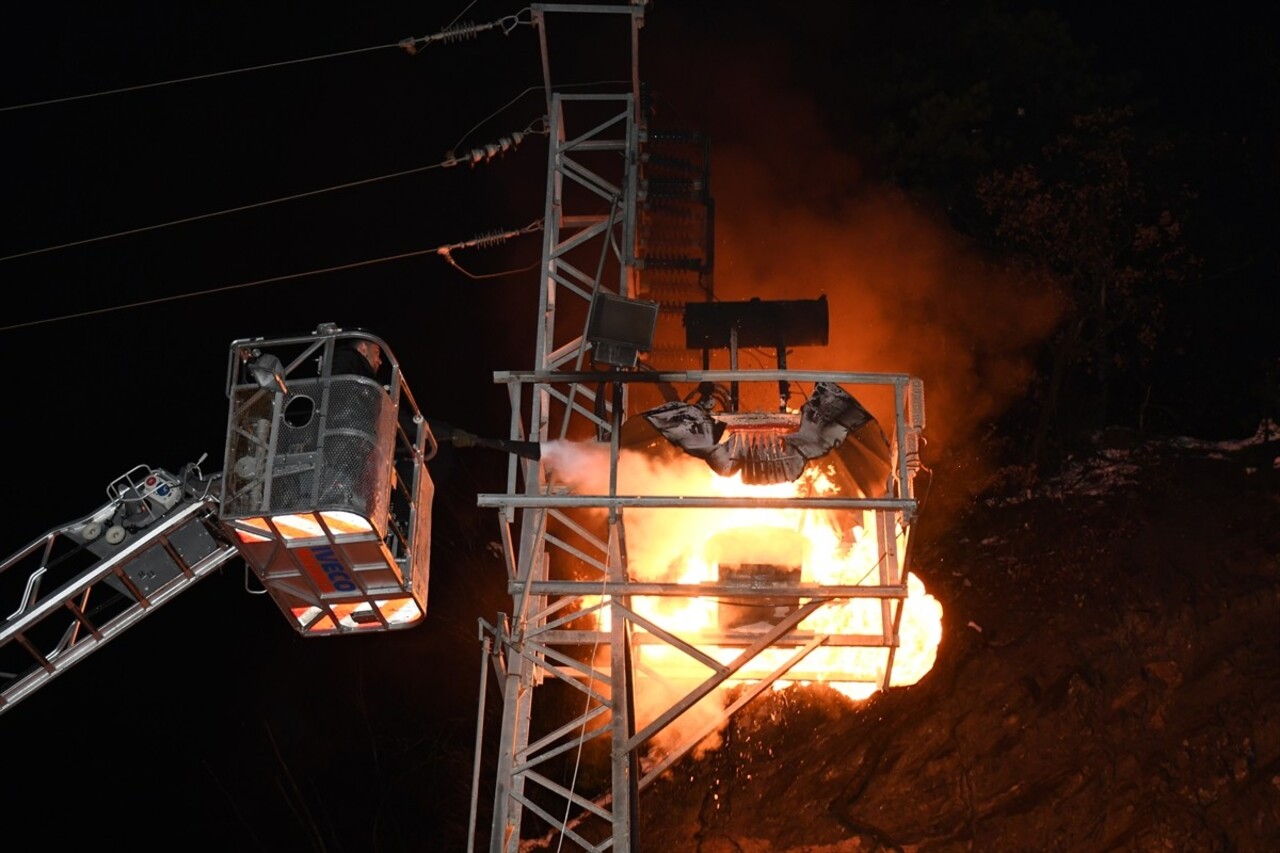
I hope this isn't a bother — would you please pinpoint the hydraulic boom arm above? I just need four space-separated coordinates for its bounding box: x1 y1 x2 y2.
0 460 238 715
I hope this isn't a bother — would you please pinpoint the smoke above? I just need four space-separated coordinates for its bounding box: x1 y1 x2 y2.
541 439 750 583
526 5 1069 769
647 10 1064 499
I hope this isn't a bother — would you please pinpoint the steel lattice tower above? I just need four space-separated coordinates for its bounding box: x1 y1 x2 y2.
471 5 926 852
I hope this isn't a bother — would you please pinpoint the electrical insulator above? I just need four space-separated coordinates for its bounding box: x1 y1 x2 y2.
439 21 483 43
908 378 926 430
453 132 526 168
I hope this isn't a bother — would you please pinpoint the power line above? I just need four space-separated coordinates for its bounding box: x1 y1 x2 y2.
1 11 550 264
0 162 446 263
3 117 547 264
3 7 536 114
0 247 438 332
0 222 545 333
0 42 405 114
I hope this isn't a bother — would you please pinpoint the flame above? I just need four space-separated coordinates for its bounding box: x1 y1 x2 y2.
549 442 942 704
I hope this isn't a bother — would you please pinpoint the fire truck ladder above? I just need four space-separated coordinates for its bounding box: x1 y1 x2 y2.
0 493 238 715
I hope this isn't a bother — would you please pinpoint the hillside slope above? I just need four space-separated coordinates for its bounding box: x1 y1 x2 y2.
631 424 1280 851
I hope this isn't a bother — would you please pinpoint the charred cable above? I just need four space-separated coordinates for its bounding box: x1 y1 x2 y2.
399 10 532 55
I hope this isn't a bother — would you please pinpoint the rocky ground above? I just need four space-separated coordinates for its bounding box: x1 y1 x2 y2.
626 424 1280 852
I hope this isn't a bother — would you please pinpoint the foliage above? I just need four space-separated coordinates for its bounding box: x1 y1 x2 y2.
974 106 1199 472
830 3 1108 230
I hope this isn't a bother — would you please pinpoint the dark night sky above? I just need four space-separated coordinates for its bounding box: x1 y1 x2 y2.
1 3 1273 851
0 5 581 849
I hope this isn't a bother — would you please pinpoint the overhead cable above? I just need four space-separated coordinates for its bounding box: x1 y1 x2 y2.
1 223 547 333
0 248 442 332
1 161 450 263
0 42 401 114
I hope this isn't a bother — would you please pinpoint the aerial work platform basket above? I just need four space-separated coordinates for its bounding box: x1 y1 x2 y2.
219 324 437 636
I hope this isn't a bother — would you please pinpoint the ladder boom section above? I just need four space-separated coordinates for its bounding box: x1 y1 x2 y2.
0 468 237 717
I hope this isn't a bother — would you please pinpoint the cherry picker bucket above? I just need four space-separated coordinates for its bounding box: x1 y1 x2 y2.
218 324 436 636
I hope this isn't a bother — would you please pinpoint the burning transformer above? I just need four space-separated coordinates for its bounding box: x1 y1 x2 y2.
636 379 895 625
547 298 940 699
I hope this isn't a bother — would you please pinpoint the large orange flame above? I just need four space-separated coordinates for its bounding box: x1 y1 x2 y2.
546 442 942 705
